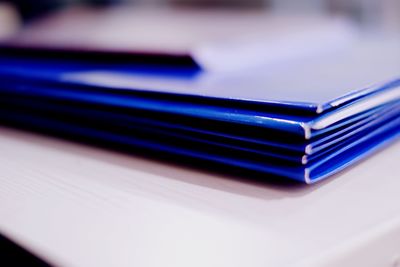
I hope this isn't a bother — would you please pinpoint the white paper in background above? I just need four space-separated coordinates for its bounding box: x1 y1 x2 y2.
0 3 20 41
10 6 358 72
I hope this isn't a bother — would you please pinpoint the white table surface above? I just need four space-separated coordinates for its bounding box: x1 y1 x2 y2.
0 126 400 267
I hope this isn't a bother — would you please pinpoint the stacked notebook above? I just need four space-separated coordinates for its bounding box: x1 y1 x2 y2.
0 42 398 184
0 9 399 183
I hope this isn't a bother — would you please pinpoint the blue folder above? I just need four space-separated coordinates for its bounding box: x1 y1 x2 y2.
0 43 399 183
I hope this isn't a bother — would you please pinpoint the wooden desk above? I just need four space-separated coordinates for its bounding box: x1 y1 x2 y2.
0 126 399 267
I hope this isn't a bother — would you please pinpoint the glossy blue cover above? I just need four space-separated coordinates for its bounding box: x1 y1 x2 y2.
0 43 399 183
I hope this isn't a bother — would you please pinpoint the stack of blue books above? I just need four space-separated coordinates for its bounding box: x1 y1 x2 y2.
0 41 399 184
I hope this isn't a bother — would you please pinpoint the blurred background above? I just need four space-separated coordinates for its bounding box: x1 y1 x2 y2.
0 0 399 38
